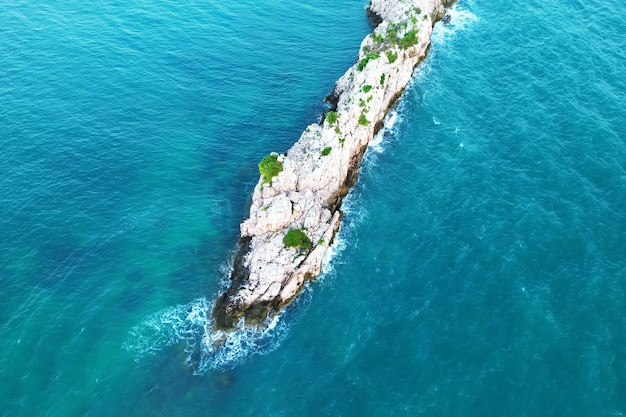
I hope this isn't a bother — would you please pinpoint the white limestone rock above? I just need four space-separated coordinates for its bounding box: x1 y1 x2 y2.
212 0 454 330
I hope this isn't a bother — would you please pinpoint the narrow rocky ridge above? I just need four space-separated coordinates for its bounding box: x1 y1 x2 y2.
212 0 455 330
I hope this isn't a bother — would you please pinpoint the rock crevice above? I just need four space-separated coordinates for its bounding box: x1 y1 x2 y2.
211 0 454 330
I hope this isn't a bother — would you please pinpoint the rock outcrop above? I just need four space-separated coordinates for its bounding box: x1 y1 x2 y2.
212 0 454 330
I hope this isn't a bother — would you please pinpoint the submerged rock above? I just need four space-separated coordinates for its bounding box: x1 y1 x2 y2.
211 0 456 330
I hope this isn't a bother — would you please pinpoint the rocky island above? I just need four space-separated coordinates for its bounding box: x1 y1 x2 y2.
212 0 456 330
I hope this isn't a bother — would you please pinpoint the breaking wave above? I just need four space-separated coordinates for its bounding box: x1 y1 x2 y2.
370 110 401 153
123 298 289 374
431 2 478 46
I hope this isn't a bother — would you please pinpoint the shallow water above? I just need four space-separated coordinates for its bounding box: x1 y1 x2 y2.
1 0 625 415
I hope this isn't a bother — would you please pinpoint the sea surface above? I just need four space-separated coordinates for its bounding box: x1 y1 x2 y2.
1 0 625 415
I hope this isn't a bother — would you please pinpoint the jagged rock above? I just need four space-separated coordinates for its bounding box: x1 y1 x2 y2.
211 0 455 330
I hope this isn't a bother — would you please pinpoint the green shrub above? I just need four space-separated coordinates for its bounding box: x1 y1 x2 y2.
386 51 398 64
321 146 332 156
326 111 338 124
386 24 399 42
334 126 341 134
370 32 384 43
339 138 345 147
380 73 386 86
357 52 381 71
283 229 312 250
258 154 283 184
398 30 419 49
358 114 369 126
423 14 429 20
362 85 372 93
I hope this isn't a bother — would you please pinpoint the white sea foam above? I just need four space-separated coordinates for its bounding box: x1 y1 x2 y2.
431 2 479 46
383 109 399 131
370 110 401 154
370 130 385 151
124 297 288 373
399 4 478 96
124 191 369 373
321 226 348 277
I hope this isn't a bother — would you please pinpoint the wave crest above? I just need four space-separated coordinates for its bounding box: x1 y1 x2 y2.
431 3 479 45
123 298 287 374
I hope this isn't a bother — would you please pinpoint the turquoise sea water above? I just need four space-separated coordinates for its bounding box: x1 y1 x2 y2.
1 0 625 415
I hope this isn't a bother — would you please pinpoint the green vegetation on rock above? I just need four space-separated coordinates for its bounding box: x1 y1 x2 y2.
357 52 380 71
321 146 332 156
370 32 384 43
386 24 399 42
258 154 283 184
362 85 372 93
386 51 398 64
283 229 312 250
380 19 421 50
358 114 369 126
326 111 338 124
380 73 386 86
398 30 419 49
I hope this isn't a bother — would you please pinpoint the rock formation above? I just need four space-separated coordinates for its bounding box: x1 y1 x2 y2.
212 0 454 330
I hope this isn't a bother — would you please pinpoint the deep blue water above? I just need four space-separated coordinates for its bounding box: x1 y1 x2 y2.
1 0 625 415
